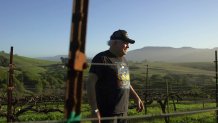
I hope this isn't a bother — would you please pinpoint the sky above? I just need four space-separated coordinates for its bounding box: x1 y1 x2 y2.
0 0 218 58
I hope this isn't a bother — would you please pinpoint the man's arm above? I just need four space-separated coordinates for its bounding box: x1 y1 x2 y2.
87 73 98 110
86 72 101 121
130 85 144 112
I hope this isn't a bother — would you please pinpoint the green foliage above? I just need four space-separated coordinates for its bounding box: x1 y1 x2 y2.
18 112 64 121
0 68 7 89
0 51 65 95
13 78 25 97
127 102 216 123
176 62 214 71
0 55 9 67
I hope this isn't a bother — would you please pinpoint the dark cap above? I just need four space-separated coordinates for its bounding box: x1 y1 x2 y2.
110 30 135 44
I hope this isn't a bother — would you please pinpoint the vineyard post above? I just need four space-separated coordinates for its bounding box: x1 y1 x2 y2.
145 64 148 93
215 50 218 123
144 64 149 114
166 78 170 123
7 46 14 122
64 0 89 122
166 78 169 114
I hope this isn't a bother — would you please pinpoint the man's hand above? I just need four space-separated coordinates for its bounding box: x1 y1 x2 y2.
135 99 144 112
91 109 101 123
130 85 144 112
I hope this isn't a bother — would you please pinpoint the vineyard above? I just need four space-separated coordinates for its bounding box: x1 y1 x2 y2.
1 0 218 122
0 50 218 122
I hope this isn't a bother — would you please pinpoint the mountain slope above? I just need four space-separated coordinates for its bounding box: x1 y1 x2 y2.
37 55 68 61
126 47 218 62
0 51 61 94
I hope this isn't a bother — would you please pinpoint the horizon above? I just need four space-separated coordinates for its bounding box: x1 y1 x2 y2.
1 45 218 58
1 0 218 58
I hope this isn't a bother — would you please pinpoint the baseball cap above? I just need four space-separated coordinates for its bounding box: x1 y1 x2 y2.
110 30 135 44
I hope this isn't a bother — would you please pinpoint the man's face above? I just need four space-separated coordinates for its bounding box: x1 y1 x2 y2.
116 40 129 56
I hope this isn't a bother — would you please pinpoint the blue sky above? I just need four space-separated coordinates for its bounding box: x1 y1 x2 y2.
0 0 218 58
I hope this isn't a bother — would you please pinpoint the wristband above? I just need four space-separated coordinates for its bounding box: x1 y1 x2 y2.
93 109 99 113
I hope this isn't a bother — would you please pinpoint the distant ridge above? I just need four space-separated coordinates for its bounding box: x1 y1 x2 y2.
126 46 218 62
36 47 218 63
37 55 68 61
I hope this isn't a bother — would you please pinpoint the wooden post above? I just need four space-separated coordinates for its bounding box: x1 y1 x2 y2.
144 65 148 114
146 65 148 93
64 0 89 122
215 50 218 123
7 46 14 122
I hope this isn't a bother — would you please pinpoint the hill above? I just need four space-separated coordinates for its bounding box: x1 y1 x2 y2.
0 49 216 97
37 55 68 61
126 46 218 62
0 51 65 96
37 47 218 63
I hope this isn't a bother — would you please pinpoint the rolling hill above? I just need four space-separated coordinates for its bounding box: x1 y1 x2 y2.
37 47 218 63
126 46 218 62
0 51 65 95
0 48 217 96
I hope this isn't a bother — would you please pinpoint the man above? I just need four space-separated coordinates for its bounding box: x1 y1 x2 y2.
87 29 144 123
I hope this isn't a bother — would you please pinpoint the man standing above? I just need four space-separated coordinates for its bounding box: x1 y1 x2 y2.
87 29 144 123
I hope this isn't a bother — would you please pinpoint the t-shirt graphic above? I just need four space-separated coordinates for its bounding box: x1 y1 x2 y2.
116 62 130 89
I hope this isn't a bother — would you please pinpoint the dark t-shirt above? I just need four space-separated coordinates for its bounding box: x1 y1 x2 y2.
89 50 130 115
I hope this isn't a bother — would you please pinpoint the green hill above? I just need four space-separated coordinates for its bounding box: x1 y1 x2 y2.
0 50 216 98
126 46 217 62
128 61 215 98
129 61 214 77
0 51 65 96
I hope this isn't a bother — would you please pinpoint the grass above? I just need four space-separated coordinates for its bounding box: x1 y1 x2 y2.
0 99 217 122
129 61 214 76
0 51 57 72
